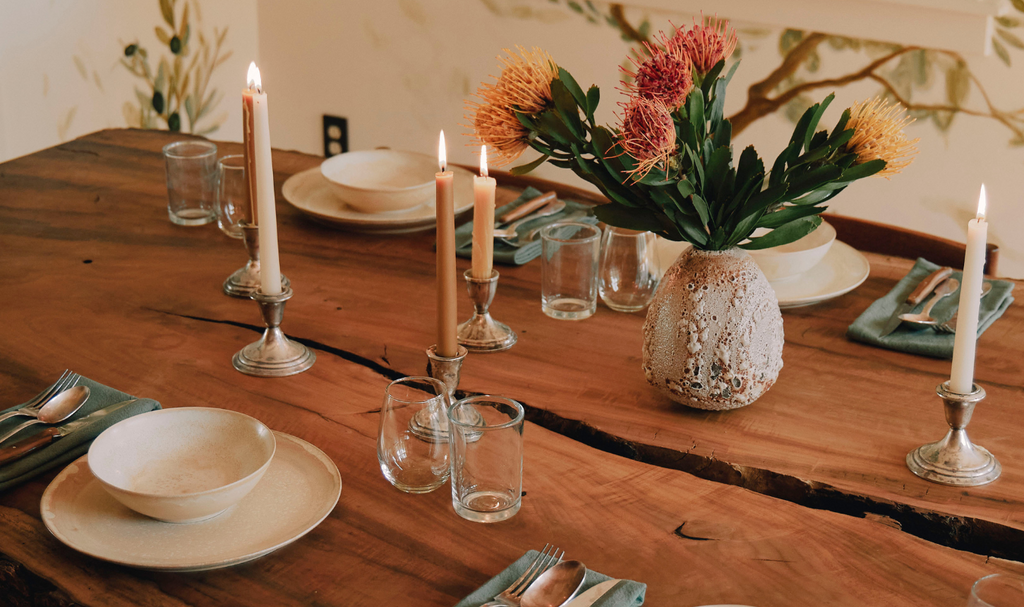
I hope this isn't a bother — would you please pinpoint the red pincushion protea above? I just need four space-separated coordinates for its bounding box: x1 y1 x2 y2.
623 38 693 110
671 15 737 75
617 96 677 180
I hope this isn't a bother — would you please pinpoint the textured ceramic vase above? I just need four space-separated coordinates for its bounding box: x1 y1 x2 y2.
642 247 784 410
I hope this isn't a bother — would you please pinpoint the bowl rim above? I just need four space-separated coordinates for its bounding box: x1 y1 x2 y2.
87 407 277 500
319 149 435 194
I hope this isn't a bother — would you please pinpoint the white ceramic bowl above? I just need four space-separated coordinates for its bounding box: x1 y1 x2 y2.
748 220 837 282
319 150 435 213
88 407 276 523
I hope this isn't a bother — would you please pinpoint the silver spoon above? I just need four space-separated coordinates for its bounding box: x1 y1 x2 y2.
493 200 566 240
0 385 90 445
899 277 959 328
521 560 587 607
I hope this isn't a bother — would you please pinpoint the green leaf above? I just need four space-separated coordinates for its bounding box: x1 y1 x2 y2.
741 216 822 250
996 16 1021 28
690 193 710 226
557 67 588 113
585 86 600 122
155 27 171 45
160 0 175 27
712 119 732 150
840 159 886 181
550 79 584 138
704 145 732 201
593 203 665 233
736 145 763 186
510 154 549 175
688 91 705 140
804 93 834 152
785 165 843 199
946 61 970 107
756 204 825 229
676 179 695 198
537 110 574 145
1013 0 1024 13
993 38 1011 66
999 27 1024 49
700 60 726 101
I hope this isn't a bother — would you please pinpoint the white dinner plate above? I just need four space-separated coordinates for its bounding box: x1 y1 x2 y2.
771 240 870 308
281 165 474 233
41 432 341 572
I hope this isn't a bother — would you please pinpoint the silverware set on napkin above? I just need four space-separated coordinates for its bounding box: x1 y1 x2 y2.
881 267 992 337
482 545 592 607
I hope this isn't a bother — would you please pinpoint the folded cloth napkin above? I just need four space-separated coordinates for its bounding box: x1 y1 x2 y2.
454 187 598 266
454 550 646 607
0 376 161 492
847 257 1015 359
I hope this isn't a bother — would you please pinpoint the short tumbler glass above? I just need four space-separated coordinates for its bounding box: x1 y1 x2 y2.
540 222 601 320
449 396 524 523
216 155 248 238
377 376 451 494
599 226 659 312
968 574 1024 606
162 140 217 226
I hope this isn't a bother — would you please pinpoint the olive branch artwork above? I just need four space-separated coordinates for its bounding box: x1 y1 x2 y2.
120 0 231 136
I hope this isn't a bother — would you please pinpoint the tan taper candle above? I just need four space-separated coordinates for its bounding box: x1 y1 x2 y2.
435 131 458 357
242 70 258 225
472 145 496 279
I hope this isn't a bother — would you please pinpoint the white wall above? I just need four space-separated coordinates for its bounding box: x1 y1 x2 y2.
0 0 257 161
257 0 1024 278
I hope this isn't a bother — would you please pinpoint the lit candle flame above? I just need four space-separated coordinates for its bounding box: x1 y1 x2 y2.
479 145 488 177
977 184 987 220
438 130 447 173
247 62 262 92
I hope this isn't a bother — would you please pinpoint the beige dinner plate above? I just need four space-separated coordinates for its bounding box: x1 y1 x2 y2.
41 432 341 572
281 165 474 233
772 240 870 308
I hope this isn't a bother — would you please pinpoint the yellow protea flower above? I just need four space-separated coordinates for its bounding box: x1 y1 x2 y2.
466 46 559 165
845 98 919 178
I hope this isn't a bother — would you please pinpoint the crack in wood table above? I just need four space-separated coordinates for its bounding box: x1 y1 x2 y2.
0 129 1022 606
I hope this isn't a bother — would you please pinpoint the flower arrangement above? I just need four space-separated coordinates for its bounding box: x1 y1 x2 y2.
467 18 917 251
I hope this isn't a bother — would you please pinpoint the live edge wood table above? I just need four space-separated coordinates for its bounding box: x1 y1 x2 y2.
1 129 1022 607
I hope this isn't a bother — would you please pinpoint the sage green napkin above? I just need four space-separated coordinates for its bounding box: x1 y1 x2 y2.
847 258 1015 359
0 376 161 491
454 187 597 265
454 550 646 607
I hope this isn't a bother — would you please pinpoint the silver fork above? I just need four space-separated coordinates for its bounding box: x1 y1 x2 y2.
0 370 80 423
934 282 993 334
482 544 563 607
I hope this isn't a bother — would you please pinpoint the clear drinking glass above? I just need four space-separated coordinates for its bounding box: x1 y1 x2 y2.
968 574 1024 606
599 227 659 312
216 155 248 238
162 140 217 226
377 376 451 494
449 395 524 523
540 222 601 320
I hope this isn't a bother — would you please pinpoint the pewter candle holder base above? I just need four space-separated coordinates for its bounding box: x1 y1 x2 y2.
223 223 290 298
232 286 315 377
409 344 468 443
906 381 1000 486
457 269 517 352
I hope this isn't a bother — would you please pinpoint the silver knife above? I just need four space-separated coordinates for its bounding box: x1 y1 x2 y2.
563 580 620 607
0 398 138 466
879 266 953 337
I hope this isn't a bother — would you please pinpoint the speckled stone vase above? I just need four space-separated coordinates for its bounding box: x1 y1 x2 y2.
642 247 784 410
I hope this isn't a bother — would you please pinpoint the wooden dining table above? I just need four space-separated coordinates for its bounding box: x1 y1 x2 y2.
1 128 1023 606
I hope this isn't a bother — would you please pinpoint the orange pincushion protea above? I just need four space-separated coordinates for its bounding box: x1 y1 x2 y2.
671 15 737 75
617 96 677 180
623 38 694 111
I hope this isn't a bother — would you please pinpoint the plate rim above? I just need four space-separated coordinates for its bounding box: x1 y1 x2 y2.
40 431 341 572
775 240 870 308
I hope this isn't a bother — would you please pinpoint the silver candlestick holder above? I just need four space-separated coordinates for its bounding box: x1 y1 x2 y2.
409 344 468 443
232 286 315 377
457 269 517 352
906 381 1001 486
223 223 290 298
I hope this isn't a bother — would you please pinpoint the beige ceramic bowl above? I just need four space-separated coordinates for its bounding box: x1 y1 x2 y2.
320 150 435 213
748 220 836 282
88 407 276 523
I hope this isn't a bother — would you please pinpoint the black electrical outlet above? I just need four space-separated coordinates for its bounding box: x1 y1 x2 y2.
323 115 348 157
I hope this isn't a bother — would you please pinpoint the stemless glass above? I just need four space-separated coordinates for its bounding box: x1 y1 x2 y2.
599 226 659 312
162 140 217 226
377 377 451 494
968 574 1024 606
540 222 601 320
449 395 525 523
216 155 248 238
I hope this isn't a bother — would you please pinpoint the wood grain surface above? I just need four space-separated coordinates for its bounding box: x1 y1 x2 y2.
0 129 1022 606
